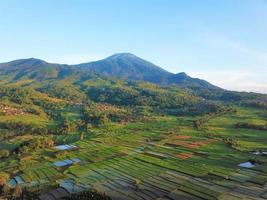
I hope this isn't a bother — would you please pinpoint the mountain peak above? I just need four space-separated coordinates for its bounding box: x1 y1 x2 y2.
4 58 47 67
105 53 148 63
108 53 137 59
0 58 48 72
176 72 188 77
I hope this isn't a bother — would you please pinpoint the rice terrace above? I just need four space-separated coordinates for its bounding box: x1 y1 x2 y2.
0 84 266 199
0 1 267 200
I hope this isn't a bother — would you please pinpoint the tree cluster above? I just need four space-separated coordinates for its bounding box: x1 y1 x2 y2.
235 122 267 131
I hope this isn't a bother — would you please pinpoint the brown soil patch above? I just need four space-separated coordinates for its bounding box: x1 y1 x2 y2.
21 154 33 161
176 153 193 159
166 139 215 149
173 135 192 140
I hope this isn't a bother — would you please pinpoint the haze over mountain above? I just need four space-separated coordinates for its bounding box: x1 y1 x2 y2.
0 53 219 91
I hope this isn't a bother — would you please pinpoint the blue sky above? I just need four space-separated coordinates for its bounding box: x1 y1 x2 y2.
0 0 267 93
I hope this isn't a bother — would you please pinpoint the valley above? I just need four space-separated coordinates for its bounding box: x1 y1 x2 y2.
1 104 267 200
0 54 266 200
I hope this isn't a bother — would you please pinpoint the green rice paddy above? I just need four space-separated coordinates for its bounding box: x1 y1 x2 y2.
2 106 267 199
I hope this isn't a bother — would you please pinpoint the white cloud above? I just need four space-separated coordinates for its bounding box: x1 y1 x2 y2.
201 31 267 69
187 32 267 94
224 40 267 66
188 70 267 94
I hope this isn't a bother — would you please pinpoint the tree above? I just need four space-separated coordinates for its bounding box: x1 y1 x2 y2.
98 114 109 126
58 119 77 134
0 149 10 159
80 133 84 141
0 172 9 186
76 119 84 130
46 136 54 147
134 178 141 190
86 123 93 131
1 184 9 195
12 185 22 198
19 145 29 153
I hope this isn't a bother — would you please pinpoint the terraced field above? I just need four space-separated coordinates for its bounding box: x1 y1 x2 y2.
4 107 267 200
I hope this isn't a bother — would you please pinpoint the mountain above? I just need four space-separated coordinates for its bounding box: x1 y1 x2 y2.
0 53 219 90
77 53 171 84
0 58 92 81
168 72 219 90
77 53 219 90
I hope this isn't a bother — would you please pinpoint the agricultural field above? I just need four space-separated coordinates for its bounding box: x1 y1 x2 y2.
1 104 267 200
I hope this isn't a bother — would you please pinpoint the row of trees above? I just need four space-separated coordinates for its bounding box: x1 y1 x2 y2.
0 86 33 105
0 121 48 135
66 190 111 200
32 99 64 120
242 100 267 109
82 104 130 127
193 106 236 130
37 83 88 101
0 129 16 141
17 136 54 153
56 119 80 134
235 122 267 131
222 137 240 149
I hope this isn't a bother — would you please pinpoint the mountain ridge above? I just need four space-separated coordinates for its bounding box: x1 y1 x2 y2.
0 53 219 90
